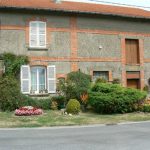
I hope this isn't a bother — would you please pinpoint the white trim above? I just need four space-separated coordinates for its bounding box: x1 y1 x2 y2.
29 21 46 48
47 65 56 93
20 65 30 94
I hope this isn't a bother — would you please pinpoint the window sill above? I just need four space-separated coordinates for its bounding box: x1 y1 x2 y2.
126 64 140 66
28 47 48 51
29 93 49 97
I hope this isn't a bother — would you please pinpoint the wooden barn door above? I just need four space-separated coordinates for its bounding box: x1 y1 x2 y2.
125 39 139 64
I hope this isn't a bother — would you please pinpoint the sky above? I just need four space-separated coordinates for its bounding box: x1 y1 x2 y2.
65 0 150 10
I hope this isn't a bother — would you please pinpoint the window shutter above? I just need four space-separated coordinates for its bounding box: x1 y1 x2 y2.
47 65 56 93
21 65 30 94
30 22 38 47
39 22 46 47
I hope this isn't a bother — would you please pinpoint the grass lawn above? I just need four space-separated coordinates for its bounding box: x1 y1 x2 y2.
0 110 150 128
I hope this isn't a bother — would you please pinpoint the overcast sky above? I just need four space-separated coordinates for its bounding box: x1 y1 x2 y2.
65 0 150 10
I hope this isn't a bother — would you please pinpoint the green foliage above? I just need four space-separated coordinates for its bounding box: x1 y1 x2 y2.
1 53 28 78
142 104 150 112
21 95 52 110
0 76 23 111
51 96 65 109
95 77 107 83
66 99 80 114
58 70 91 101
89 83 147 114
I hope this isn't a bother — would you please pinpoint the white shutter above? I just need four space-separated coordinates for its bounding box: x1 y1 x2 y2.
21 65 30 94
29 22 38 47
47 65 56 93
39 22 46 47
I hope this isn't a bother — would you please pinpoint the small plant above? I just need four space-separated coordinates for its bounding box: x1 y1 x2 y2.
95 77 107 83
112 78 121 84
66 99 80 114
143 85 149 92
50 101 58 110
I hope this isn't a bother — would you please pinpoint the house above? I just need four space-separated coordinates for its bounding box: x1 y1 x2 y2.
0 0 150 95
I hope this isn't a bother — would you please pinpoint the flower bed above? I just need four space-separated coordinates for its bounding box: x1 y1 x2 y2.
15 106 43 116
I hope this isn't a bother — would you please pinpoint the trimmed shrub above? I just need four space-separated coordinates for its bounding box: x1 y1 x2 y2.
89 83 147 114
20 95 51 110
0 76 23 111
58 70 91 101
66 99 80 114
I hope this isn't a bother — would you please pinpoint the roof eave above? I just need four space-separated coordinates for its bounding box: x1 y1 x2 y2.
0 6 150 20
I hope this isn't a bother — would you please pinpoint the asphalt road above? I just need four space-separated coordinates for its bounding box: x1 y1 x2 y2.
0 122 150 150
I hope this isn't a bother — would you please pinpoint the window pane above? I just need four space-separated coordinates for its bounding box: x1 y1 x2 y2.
39 67 46 91
31 68 37 92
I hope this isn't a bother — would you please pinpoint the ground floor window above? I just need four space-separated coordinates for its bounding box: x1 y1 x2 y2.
93 71 109 81
31 67 46 94
126 71 140 89
21 65 56 94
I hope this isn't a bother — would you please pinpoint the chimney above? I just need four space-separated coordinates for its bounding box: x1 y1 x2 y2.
54 0 61 3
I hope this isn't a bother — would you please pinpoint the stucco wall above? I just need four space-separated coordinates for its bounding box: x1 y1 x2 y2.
77 16 150 33
77 33 121 58
78 62 122 79
0 30 26 55
49 32 71 57
144 63 150 84
48 62 71 74
0 12 70 28
144 37 150 59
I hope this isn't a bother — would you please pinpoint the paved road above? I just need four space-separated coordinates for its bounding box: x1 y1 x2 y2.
0 122 150 150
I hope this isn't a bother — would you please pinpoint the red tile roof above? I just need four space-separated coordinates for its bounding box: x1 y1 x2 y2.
0 0 150 19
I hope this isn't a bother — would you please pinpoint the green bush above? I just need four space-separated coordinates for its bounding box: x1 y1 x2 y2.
66 99 80 114
51 96 65 109
20 95 51 110
142 104 150 112
89 83 146 114
58 70 91 101
0 76 23 111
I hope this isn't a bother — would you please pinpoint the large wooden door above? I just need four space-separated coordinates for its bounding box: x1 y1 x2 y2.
125 39 139 64
127 79 140 89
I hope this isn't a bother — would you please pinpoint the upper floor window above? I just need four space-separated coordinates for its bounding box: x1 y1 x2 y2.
125 39 140 65
29 21 46 48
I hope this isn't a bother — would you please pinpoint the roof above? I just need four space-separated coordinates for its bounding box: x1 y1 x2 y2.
0 0 150 19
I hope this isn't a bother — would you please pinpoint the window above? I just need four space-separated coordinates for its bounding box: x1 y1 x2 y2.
125 39 139 64
126 71 140 89
29 21 46 48
31 67 46 94
93 71 109 81
21 65 56 94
